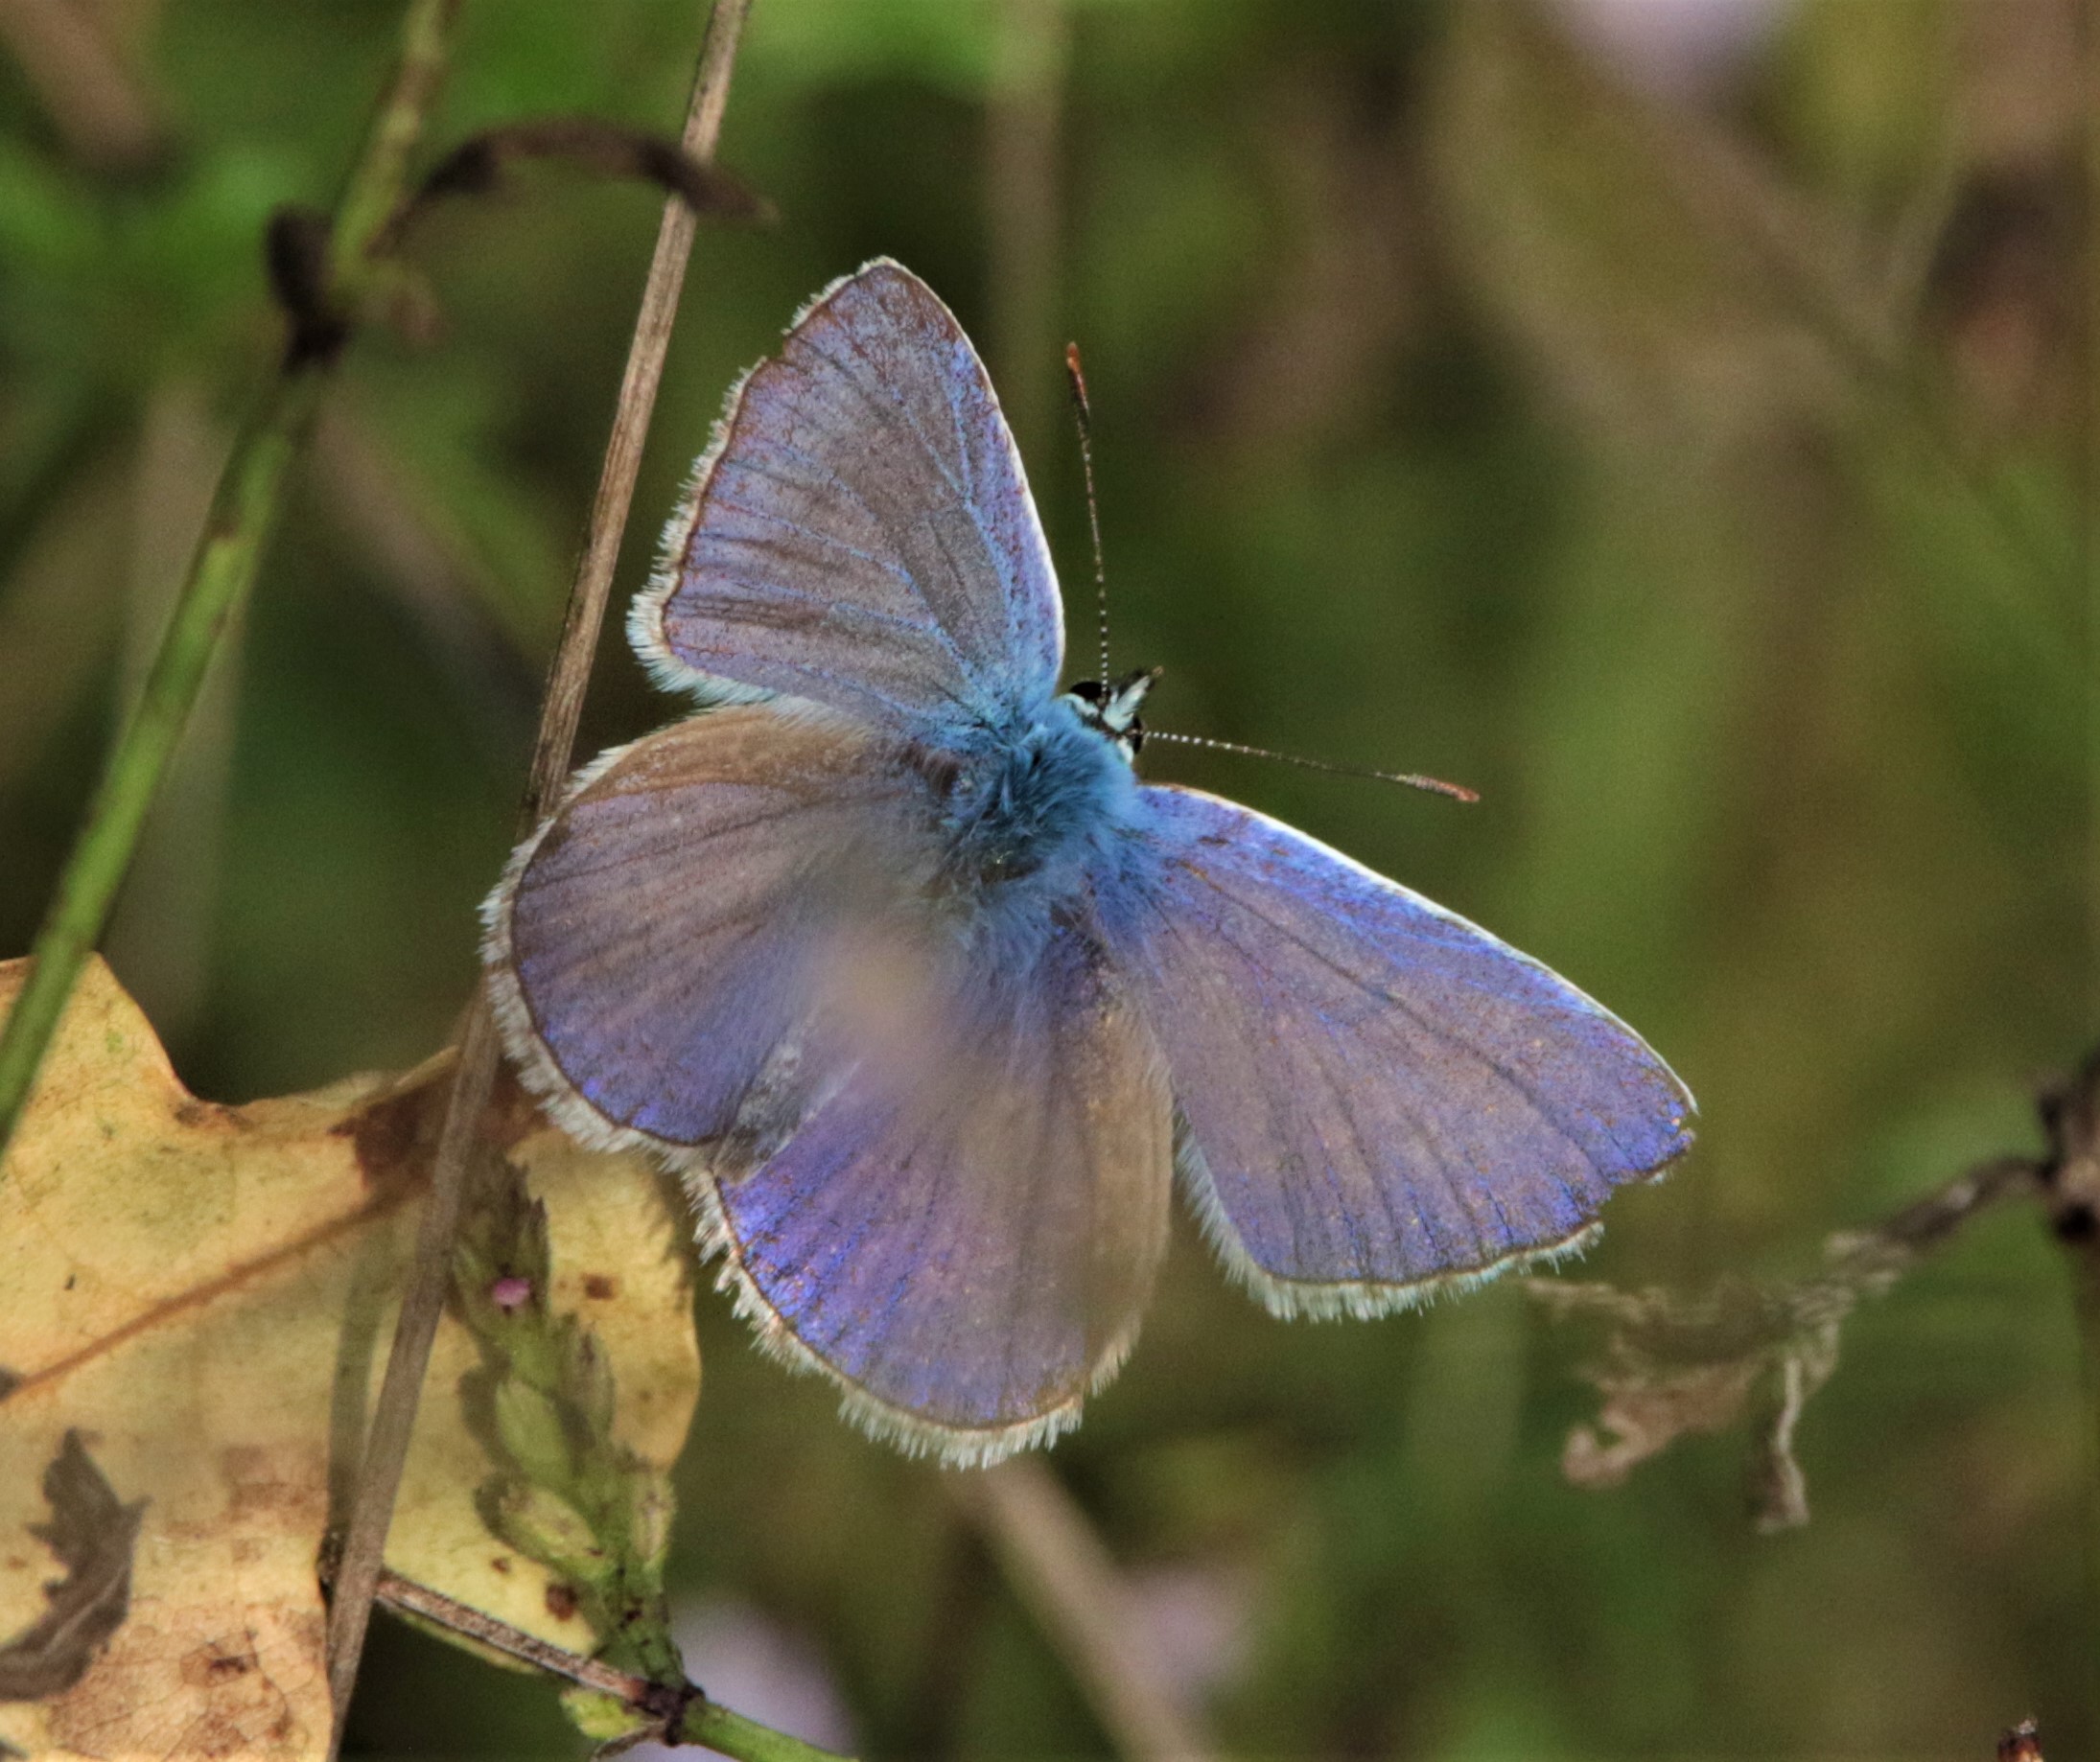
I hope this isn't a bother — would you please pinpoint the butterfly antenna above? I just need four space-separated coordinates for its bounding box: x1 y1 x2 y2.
1143 730 1480 803
1065 342 1110 683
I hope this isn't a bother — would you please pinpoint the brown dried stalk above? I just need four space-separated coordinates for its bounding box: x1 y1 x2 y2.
321 1 757 1742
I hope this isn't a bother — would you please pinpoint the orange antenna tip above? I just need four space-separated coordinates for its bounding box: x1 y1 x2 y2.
1063 342 1093 432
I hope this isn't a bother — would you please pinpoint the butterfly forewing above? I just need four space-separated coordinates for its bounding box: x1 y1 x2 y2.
632 260 1063 741
1099 784 1693 1317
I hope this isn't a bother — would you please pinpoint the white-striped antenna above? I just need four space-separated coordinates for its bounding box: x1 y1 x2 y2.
1064 342 1111 684
1143 729 1479 803
1061 342 1470 805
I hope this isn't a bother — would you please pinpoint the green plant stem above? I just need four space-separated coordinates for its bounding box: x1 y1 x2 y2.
372 1568 854 1762
0 370 315 1154
680 1698 852 1762
327 0 461 279
0 0 463 1177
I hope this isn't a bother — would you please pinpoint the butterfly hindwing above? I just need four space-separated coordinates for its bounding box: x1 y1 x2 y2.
1100 784 1693 1317
632 259 1063 740
701 914 1175 1463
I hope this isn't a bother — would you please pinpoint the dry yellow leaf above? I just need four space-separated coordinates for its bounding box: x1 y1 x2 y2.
0 957 700 1760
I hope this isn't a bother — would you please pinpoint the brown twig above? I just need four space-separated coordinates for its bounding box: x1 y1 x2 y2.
320 0 756 1744
951 1460 1218 1762
376 1565 645 1697
525 0 753 826
322 1009 502 1745
404 117 771 239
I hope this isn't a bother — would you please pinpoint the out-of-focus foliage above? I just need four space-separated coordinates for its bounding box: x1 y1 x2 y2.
0 0 2088 1755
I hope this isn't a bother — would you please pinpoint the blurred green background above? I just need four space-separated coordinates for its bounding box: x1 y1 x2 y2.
0 0 2090 1754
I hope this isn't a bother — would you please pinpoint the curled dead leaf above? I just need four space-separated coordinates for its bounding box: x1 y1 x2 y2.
1533 1275 1845 1531
1531 1146 2035 1532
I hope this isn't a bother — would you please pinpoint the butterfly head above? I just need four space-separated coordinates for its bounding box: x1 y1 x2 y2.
1063 667 1159 766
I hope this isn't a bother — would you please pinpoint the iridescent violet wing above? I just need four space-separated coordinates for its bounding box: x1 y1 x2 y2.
630 259 1063 742
483 702 938 1159
1098 785 1693 1317
699 914 1175 1464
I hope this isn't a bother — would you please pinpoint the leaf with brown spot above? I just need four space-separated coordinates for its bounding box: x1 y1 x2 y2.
0 958 700 1760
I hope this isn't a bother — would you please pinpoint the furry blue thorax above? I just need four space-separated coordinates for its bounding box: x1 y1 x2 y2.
936 694 1140 907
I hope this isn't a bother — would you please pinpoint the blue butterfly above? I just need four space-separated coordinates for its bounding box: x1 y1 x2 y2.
483 260 1693 1465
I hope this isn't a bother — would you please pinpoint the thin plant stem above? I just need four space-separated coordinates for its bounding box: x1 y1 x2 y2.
0 372 316 1157
953 1461 1217 1762
321 1006 501 1739
0 0 465 1176
321 0 756 1742
2082 1 2100 1740
373 1568 855 1762
376 1563 643 1696
526 0 755 826
687 1698 852 1762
